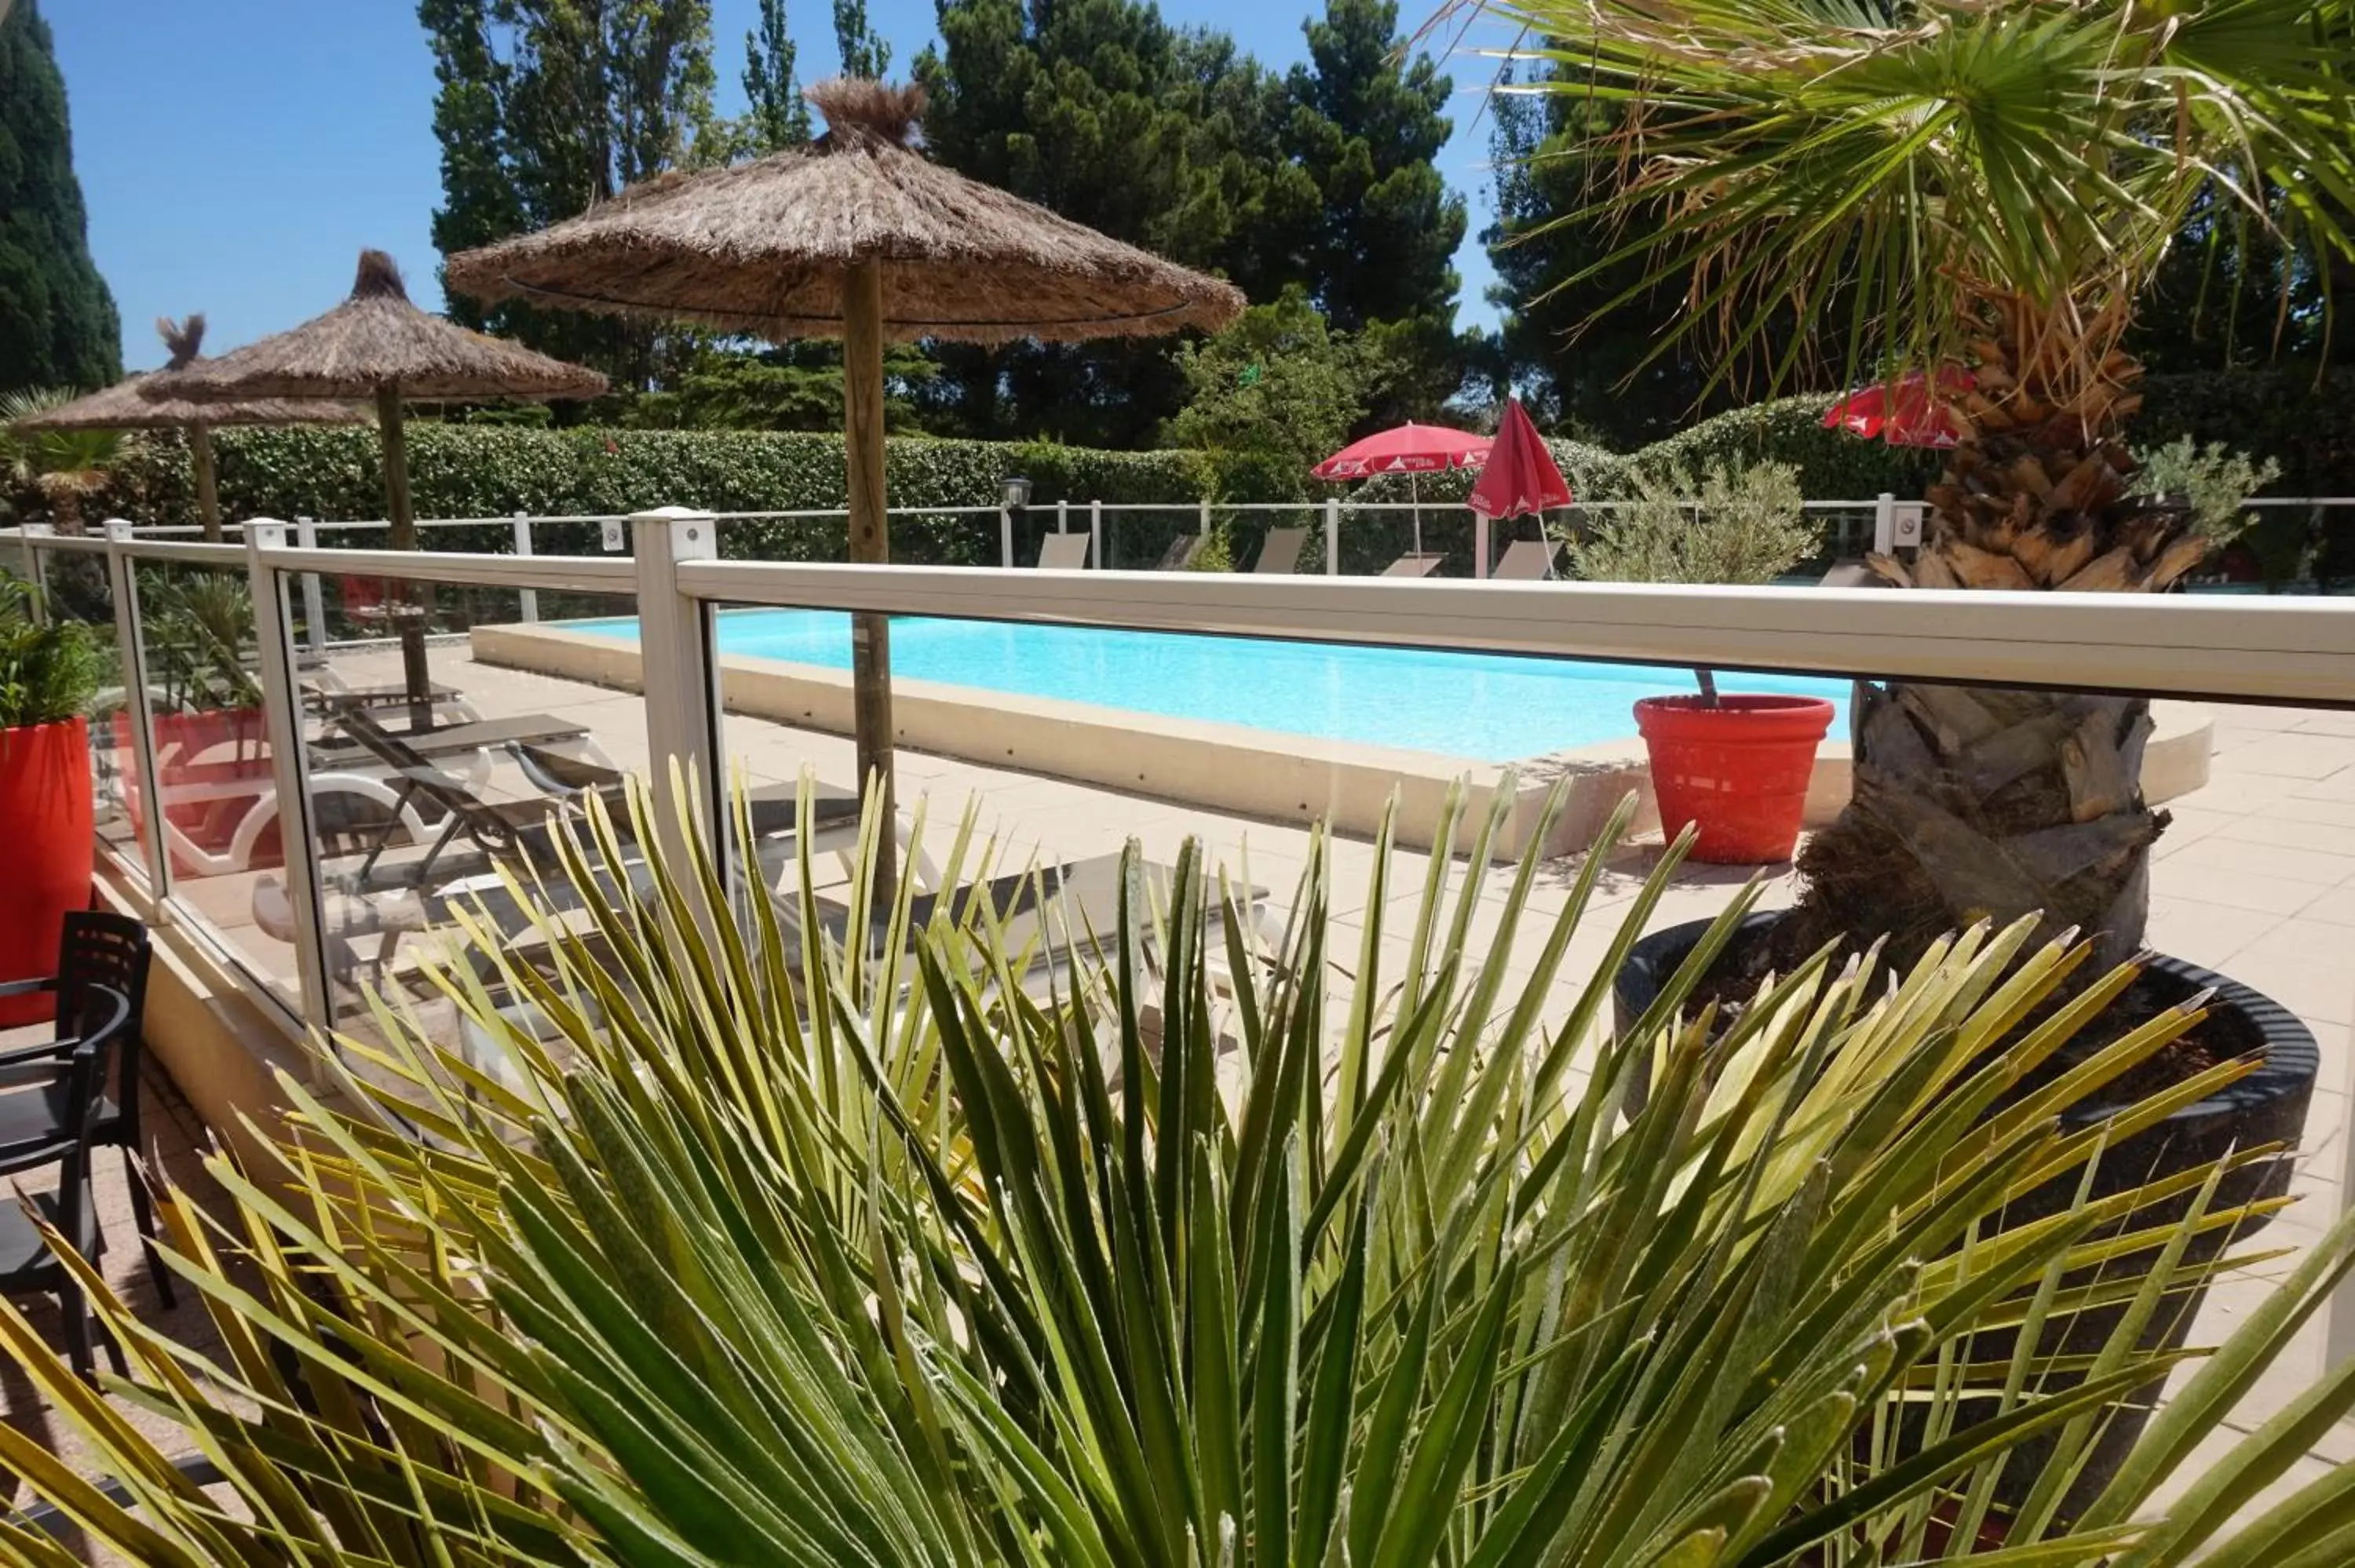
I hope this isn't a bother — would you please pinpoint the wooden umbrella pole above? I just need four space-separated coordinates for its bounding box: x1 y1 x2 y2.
375 381 433 730
843 255 899 905
188 424 222 542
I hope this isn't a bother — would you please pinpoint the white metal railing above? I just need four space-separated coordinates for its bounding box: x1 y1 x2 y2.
9 509 2355 1369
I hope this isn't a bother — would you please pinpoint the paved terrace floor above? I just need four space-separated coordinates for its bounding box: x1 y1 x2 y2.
8 641 2354 1541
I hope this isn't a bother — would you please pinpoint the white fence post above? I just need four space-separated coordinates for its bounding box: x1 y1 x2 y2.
1324 498 1341 578
631 505 725 904
102 521 171 899
513 510 539 623
1056 498 1070 540
999 505 1014 569
1199 496 1213 550
18 523 53 619
1474 511 1492 580
295 516 327 654
1873 492 1897 556
242 519 334 1059
1090 498 1104 571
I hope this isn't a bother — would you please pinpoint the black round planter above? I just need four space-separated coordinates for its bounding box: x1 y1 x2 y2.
1613 911 2320 1519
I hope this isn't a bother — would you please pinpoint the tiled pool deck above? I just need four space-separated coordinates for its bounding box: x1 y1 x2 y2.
9 644 2353 1536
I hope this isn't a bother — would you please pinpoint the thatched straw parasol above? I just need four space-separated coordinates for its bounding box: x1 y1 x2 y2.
445 78 1244 899
10 315 367 541
144 251 606 714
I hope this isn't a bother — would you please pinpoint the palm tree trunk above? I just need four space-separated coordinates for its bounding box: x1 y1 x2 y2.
1790 294 2203 972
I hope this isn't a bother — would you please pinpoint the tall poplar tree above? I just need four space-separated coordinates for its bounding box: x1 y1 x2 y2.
741 0 811 151
0 0 120 396
418 0 718 388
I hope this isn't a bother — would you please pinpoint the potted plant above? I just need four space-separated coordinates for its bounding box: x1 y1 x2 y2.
1572 457 1835 862
0 573 110 1025
126 571 276 871
1519 0 2342 1510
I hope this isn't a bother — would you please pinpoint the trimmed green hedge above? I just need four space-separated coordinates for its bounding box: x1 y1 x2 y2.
77 425 1226 565
22 371 2353 580
1624 396 1938 498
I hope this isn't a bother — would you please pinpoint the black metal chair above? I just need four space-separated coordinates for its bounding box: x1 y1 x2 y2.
0 982 131 1379
0 912 173 1307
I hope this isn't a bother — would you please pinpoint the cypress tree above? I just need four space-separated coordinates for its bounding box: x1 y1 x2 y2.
0 0 122 395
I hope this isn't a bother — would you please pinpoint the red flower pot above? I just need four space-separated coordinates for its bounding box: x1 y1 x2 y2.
1633 694 1836 865
0 717 95 1026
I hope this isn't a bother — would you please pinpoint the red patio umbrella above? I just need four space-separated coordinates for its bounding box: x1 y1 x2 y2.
1467 398 1572 520
1313 421 1491 556
1822 366 1973 448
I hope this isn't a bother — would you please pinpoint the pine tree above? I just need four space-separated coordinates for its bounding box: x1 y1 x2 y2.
833 0 889 78
418 0 719 388
742 0 811 151
915 0 1305 443
1283 0 1460 332
0 0 121 396
1280 0 1463 422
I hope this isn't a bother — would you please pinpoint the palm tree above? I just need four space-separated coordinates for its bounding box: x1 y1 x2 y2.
1485 0 2355 968
2 387 119 535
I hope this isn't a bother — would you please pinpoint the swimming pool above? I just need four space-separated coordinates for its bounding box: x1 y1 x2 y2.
570 609 1852 763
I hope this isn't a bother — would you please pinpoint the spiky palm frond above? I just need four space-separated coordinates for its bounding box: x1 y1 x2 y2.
2 779 2353 1566
1481 0 2355 400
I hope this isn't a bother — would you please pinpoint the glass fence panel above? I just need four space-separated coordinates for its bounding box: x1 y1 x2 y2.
23 541 146 880
287 571 647 1109
136 556 289 989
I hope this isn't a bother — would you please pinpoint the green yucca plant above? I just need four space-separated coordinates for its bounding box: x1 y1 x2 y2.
4 775 2355 1566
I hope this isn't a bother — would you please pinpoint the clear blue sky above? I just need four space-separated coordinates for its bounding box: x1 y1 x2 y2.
42 0 1510 373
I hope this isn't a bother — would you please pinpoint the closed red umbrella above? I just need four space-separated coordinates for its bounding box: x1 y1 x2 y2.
1314 421 1491 557
1822 366 1973 447
1467 398 1572 520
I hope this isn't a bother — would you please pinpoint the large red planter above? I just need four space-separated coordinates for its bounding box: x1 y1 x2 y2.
0 717 95 1025
1633 694 1836 864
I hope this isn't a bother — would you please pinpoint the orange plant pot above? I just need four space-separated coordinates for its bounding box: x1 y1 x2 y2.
1634 694 1835 865
0 717 95 1025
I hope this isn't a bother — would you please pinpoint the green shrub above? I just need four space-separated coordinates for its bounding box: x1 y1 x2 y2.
1569 458 1819 585
2132 436 2283 545
0 571 110 728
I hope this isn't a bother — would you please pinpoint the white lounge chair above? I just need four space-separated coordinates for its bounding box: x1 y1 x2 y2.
1036 532 1091 569
1382 553 1445 578
1153 533 1204 571
1490 538 1561 581
1253 527 1309 574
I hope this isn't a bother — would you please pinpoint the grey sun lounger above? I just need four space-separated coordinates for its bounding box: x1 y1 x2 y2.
1253 527 1309 574
307 713 596 774
1153 533 1204 571
1036 531 1092 569
1382 552 1445 578
1489 538 1561 581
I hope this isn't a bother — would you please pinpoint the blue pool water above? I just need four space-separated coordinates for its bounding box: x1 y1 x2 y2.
571 609 1851 763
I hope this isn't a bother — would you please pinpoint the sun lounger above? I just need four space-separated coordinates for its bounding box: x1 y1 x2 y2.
1152 533 1204 571
307 712 598 775
1253 527 1309 574
1490 538 1560 581
1036 531 1091 569
1382 553 1445 578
